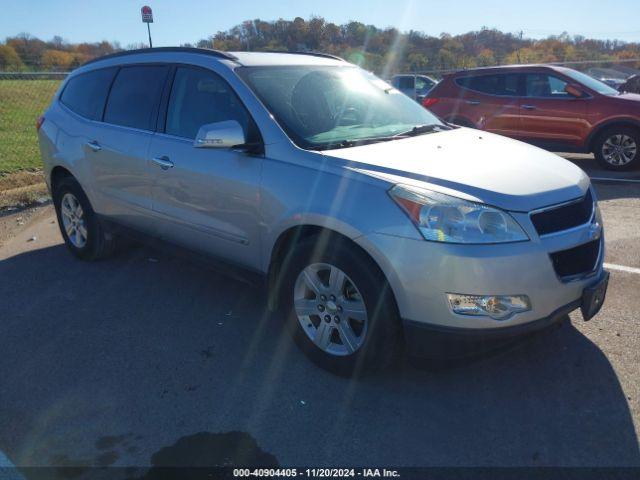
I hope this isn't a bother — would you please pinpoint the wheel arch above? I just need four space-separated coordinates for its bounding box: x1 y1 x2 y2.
49 165 75 193
587 118 640 152
266 224 401 319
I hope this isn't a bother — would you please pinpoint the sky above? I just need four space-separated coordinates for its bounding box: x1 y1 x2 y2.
1 0 639 46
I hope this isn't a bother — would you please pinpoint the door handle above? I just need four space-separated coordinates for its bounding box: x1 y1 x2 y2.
86 140 102 152
152 156 174 170
466 100 480 105
521 104 537 110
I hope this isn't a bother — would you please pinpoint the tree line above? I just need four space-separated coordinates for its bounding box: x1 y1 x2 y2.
0 34 120 71
2 17 639 74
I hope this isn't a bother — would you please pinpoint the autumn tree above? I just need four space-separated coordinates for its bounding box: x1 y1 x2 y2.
0 44 24 70
41 49 75 70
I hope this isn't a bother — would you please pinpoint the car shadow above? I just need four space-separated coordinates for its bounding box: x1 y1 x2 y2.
593 182 640 202
561 153 640 182
0 243 638 469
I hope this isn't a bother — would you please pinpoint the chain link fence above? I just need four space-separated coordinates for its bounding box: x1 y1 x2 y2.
0 72 68 176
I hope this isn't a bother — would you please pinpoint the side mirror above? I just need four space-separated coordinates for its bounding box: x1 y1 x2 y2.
194 120 246 149
565 84 584 98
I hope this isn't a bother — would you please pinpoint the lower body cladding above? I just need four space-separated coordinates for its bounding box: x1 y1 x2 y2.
358 230 608 359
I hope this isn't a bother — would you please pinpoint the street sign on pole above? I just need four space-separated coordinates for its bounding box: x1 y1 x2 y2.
141 6 153 48
141 6 153 23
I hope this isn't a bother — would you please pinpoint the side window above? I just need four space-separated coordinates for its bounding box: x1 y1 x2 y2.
104 65 169 130
165 67 250 140
502 74 519 96
456 75 496 94
397 77 414 90
415 77 428 90
525 74 569 98
456 74 519 96
60 68 117 120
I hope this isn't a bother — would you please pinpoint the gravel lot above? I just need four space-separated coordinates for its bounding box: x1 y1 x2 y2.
0 157 638 474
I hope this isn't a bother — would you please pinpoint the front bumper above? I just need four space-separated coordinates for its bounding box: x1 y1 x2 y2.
403 299 580 358
356 217 606 357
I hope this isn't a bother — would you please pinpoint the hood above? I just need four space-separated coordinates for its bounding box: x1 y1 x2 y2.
322 127 590 212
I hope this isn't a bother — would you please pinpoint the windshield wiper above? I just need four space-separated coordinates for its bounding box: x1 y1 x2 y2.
308 124 451 151
309 136 410 151
393 123 451 137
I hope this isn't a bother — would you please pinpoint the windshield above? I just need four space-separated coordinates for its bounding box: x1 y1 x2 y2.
237 65 445 150
562 68 620 96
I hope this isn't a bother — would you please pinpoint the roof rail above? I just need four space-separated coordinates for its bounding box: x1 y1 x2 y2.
261 50 346 62
81 47 238 67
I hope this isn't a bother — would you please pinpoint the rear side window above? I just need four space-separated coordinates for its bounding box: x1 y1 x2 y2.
104 65 169 131
455 74 520 96
60 68 117 120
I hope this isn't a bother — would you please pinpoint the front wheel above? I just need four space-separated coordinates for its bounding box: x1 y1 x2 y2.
279 236 401 376
593 126 639 170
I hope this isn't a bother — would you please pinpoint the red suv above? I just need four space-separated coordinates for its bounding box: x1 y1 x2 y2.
424 65 640 170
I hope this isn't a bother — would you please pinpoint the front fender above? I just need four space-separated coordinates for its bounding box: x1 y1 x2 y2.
259 151 423 273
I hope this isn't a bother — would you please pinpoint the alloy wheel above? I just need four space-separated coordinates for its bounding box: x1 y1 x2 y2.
602 134 637 166
60 192 88 248
293 263 368 356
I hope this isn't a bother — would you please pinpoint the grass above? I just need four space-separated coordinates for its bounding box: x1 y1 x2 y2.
0 79 61 175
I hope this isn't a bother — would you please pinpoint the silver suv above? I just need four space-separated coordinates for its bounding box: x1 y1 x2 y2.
38 48 608 375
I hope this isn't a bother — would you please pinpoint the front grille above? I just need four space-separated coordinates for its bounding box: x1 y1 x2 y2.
549 239 600 280
531 190 593 236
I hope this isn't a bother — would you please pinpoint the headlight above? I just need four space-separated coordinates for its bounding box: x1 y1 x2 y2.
389 184 528 244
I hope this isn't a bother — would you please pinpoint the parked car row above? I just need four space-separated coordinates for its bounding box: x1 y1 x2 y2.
421 64 640 170
586 66 640 94
586 67 628 90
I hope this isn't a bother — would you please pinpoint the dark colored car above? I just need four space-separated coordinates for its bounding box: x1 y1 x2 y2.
423 65 640 170
620 75 640 95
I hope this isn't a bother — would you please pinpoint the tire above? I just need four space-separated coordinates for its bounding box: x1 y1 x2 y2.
52 176 116 261
278 235 402 376
593 126 640 170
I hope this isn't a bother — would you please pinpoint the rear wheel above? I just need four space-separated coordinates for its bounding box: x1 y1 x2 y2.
593 126 639 170
279 236 401 376
53 176 116 260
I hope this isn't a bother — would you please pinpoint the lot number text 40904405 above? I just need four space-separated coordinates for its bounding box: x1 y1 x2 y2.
233 468 401 478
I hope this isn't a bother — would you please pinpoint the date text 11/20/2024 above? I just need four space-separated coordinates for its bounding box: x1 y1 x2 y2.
233 468 401 477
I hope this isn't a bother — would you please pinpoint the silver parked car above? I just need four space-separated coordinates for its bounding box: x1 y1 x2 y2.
38 48 608 375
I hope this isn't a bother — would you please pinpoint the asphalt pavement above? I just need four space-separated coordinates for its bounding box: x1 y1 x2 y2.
0 158 638 474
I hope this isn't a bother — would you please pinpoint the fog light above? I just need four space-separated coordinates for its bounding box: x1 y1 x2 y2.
447 294 531 320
